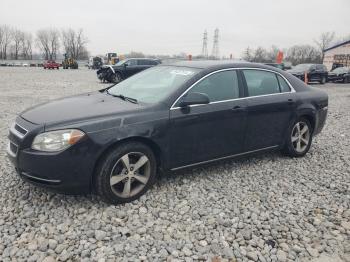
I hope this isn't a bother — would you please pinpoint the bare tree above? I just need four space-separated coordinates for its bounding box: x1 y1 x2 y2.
315 32 335 61
252 47 268 62
12 28 24 60
36 28 60 60
286 45 322 65
0 25 13 59
125 51 145 58
242 47 254 62
266 45 280 62
21 32 33 59
61 28 88 59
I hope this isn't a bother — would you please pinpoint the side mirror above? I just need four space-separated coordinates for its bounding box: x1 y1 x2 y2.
124 63 128 67
178 92 210 107
310 68 316 72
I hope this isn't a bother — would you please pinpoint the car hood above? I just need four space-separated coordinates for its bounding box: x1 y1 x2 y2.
20 91 142 126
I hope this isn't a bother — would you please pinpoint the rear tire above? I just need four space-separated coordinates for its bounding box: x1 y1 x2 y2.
282 117 313 157
95 142 157 205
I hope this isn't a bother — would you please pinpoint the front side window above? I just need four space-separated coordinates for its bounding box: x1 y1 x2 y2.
185 70 239 103
125 59 137 66
243 70 280 96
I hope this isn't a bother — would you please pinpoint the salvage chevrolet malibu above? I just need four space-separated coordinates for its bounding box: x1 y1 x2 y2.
7 61 328 204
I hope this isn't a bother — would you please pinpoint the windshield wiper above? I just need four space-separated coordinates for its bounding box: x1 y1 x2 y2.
106 90 138 104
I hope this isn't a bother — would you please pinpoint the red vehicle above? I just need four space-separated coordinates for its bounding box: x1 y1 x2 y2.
43 60 60 69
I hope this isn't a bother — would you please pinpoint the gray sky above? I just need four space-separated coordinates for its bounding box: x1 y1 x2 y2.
2 0 350 57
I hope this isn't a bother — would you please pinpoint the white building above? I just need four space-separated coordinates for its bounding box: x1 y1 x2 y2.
323 40 350 71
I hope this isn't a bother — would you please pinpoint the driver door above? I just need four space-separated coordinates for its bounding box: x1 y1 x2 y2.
124 59 139 77
169 70 247 169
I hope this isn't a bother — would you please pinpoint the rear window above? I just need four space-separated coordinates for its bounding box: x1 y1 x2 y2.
277 75 291 92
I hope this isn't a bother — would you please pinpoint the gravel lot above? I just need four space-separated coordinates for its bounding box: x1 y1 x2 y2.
0 67 349 262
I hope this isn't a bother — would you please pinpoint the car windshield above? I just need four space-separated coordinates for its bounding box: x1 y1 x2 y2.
293 64 312 71
332 67 348 73
107 66 199 104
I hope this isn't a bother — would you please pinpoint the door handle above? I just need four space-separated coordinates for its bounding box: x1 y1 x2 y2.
232 105 245 112
287 99 295 105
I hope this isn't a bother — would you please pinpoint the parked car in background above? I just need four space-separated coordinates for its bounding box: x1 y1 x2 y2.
7 61 328 204
97 58 161 83
88 56 103 70
43 60 60 69
264 63 285 70
287 64 328 84
327 67 350 83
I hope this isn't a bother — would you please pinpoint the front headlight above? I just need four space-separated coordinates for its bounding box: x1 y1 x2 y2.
31 129 85 152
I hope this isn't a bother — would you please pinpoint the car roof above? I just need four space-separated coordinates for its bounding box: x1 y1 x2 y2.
161 60 281 71
128 58 159 60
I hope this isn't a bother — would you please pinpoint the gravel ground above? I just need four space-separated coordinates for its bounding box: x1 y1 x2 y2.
0 67 349 262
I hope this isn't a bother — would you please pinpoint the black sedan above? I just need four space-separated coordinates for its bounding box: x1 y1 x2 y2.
7 61 328 204
287 64 328 84
327 67 350 83
97 58 161 83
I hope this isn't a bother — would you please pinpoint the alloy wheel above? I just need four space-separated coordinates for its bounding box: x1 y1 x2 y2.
291 122 310 153
109 152 151 198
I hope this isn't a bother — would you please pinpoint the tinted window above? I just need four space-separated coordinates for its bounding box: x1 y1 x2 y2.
310 65 316 71
277 75 291 92
149 60 159 65
186 70 239 102
243 70 280 96
316 65 325 71
138 60 153 66
126 59 137 66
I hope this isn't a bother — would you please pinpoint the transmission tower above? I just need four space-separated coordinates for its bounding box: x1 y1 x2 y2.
201 30 208 58
211 28 219 59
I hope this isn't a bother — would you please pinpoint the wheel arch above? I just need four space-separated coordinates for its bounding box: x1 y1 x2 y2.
297 110 316 133
90 136 163 191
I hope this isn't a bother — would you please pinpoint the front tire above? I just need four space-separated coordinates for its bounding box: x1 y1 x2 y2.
95 142 157 204
110 72 122 83
282 118 313 157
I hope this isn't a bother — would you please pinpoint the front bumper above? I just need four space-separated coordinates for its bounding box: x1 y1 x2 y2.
327 75 343 82
7 117 95 194
314 107 328 136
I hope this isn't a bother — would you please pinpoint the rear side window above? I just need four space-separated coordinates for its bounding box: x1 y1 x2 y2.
243 70 280 96
277 75 291 92
137 60 147 65
187 70 239 102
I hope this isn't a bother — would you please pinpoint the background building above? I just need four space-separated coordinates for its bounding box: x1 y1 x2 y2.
323 40 350 70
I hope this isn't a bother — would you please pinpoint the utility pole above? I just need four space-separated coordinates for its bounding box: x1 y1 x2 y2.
211 28 219 59
201 30 208 58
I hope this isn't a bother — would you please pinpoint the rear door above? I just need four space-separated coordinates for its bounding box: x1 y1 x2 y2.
241 69 296 151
